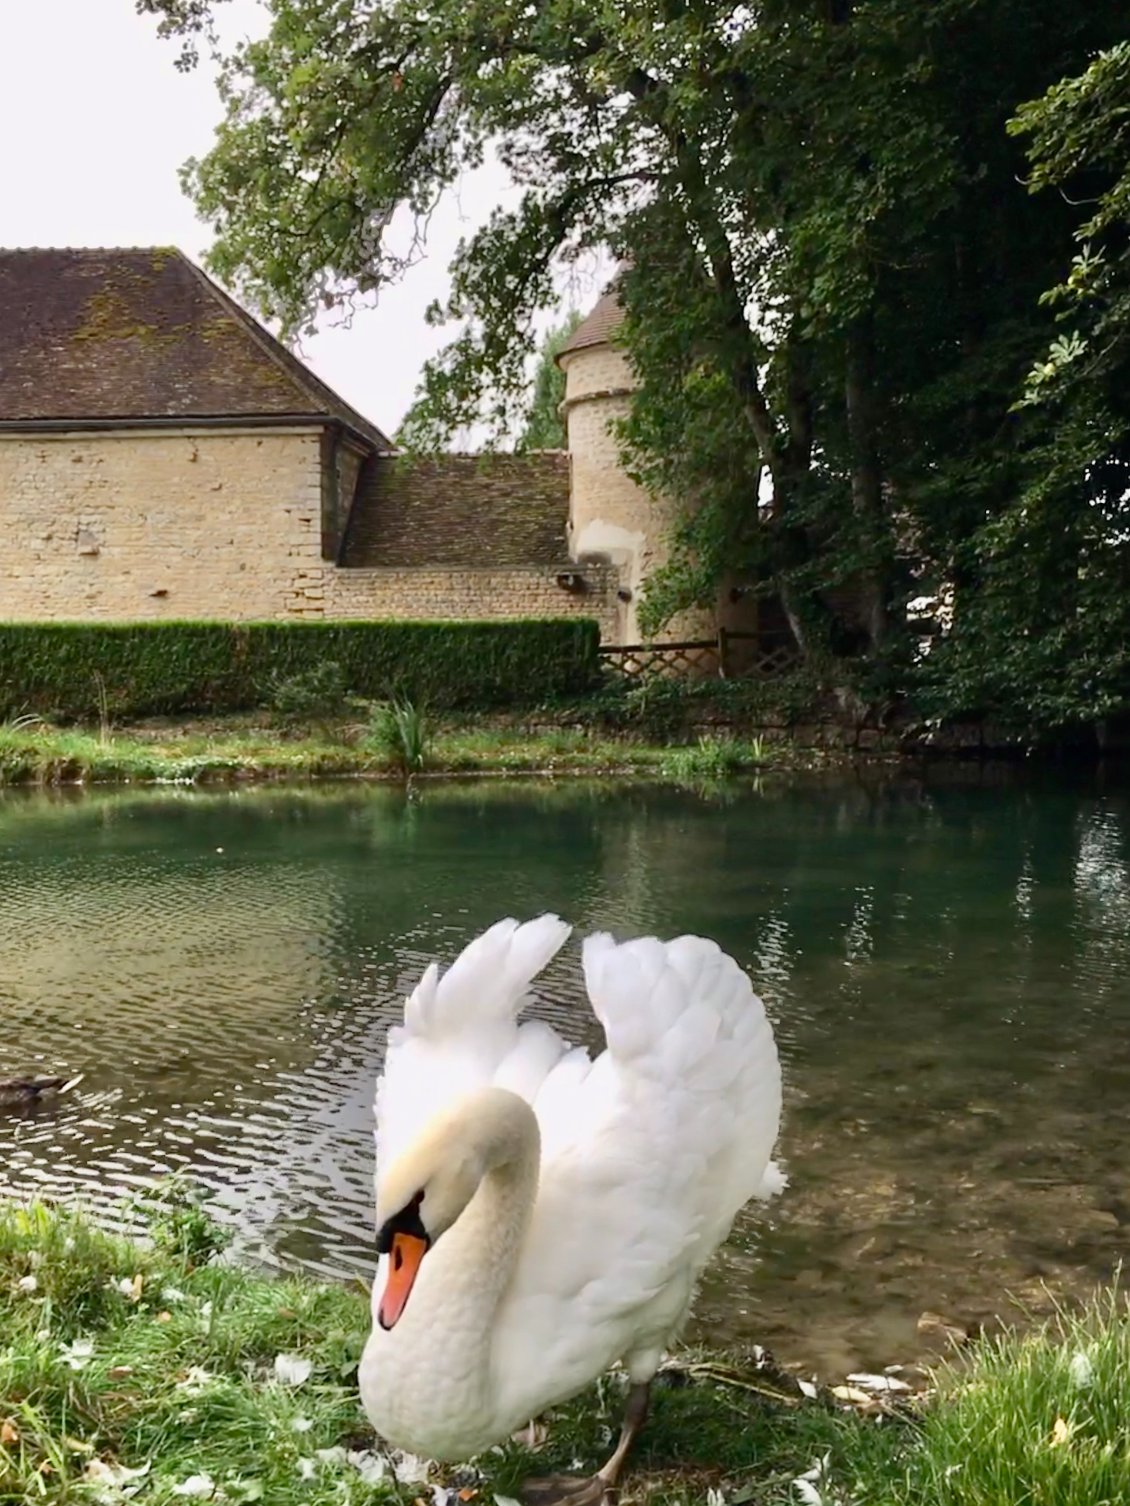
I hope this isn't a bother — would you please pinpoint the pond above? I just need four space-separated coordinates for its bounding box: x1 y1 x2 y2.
1 772 1128 1376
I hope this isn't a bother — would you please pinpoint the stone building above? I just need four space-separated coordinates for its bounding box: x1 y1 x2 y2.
0 248 618 634
0 247 760 653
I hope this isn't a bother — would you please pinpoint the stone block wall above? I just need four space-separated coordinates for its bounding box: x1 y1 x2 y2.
0 428 619 635
325 563 621 638
321 434 367 562
341 452 569 567
0 428 327 620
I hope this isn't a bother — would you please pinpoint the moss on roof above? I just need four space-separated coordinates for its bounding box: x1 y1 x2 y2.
0 247 391 447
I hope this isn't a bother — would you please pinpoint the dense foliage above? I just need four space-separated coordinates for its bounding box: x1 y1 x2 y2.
140 0 1130 737
0 619 600 719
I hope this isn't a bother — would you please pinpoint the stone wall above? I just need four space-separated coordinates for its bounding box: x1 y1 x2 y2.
0 428 327 620
341 452 570 568
321 434 367 562
325 562 621 638
0 428 619 634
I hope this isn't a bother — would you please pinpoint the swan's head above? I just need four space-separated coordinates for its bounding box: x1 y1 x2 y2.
374 1090 533 1331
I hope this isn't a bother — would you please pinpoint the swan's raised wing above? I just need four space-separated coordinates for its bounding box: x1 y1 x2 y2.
374 915 572 1193
497 930 783 1407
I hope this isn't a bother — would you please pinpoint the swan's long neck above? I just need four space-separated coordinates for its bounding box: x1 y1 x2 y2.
374 1090 540 1451
434 1107 540 1344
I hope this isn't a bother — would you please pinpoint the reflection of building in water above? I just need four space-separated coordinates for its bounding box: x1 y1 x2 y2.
0 860 337 1081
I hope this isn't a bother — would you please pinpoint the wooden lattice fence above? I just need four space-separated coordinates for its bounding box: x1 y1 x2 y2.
599 629 797 683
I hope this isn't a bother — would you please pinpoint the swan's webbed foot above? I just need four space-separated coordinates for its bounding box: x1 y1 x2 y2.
518 1380 651 1506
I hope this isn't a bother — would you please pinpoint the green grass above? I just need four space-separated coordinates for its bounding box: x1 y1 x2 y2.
660 735 769 784
3 1201 1129 1506
0 718 786 787
893 1284 1130 1506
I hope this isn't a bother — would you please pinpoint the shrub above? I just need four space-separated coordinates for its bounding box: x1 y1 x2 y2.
267 660 350 730
661 735 767 782
0 618 601 721
368 695 430 773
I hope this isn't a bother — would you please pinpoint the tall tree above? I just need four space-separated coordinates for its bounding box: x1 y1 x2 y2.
914 38 1130 736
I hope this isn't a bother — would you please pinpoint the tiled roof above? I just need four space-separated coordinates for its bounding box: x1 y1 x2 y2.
557 283 625 359
0 247 391 448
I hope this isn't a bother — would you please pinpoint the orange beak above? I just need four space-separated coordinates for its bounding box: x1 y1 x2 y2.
377 1232 429 1330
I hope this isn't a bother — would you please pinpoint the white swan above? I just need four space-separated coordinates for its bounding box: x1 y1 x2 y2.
359 915 783 1504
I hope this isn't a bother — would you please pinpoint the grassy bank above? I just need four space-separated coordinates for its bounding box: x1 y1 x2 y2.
2 1199 1128 1505
0 718 779 788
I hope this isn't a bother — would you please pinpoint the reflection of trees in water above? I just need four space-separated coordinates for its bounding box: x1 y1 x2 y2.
1073 801 1130 997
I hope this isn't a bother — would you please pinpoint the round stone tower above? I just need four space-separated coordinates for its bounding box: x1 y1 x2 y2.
557 281 716 646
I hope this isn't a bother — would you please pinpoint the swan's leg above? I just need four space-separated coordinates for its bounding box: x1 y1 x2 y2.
596 1381 650 1490
511 1419 549 1449
519 1382 650 1506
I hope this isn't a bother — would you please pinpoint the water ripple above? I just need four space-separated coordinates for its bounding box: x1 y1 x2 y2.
2 778 1129 1371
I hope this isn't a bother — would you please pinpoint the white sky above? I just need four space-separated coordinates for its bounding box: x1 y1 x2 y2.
0 0 611 435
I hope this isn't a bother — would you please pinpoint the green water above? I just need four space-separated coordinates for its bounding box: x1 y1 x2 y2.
1 773 1127 1374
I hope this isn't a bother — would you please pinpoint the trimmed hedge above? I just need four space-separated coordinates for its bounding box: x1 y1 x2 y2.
0 619 601 720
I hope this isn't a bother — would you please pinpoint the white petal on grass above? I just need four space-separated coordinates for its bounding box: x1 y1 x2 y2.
17 1274 38 1293
290 1416 313 1433
797 1378 818 1399
831 1385 874 1406
161 1286 188 1304
273 1353 313 1387
792 1483 824 1506
796 1455 832 1484
348 1450 388 1484
172 1473 215 1497
297 1458 317 1480
391 1445 430 1481
59 1337 95 1370
175 1367 214 1396
83 1458 152 1503
84 1460 152 1484
315 1448 348 1468
707 1489 726 1506
390 1451 430 1482
845 1372 911 1394
1069 1351 1094 1388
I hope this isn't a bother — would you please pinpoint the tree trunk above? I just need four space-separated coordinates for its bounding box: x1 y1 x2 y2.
845 315 889 651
